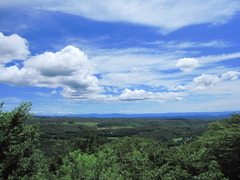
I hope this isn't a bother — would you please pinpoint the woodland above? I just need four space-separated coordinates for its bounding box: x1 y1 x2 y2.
1 102 240 179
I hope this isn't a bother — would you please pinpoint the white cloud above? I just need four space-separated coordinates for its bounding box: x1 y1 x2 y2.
25 45 93 77
91 49 176 74
171 70 240 96
51 90 58 94
170 74 221 92
0 32 30 63
118 89 186 102
1 0 240 33
0 31 239 106
0 38 187 103
146 40 230 49
100 72 160 88
90 48 240 90
89 46 240 95
34 90 58 97
0 45 102 100
198 52 240 64
176 58 199 72
170 85 188 91
0 65 36 86
105 87 119 93
221 71 240 80
193 74 220 89
200 40 230 48
89 47 191 89
191 79 240 96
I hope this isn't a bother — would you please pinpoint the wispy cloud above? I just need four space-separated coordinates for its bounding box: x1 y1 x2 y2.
145 40 230 49
198 52 240 64
34 90 58 97
1 0 240 33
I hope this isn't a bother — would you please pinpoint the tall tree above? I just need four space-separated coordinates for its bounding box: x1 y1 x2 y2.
199 114 240 179
0 102 46 179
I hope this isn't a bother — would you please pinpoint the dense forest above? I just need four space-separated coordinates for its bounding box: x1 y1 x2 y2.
1 102 240 179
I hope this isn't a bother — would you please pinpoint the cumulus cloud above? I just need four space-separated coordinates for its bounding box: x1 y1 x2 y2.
221 71 240 80
176 58 199 72
25 45 93 77
0 32 30 63
0 45 102 99
0 36 187 104
0 32 239 104
1 0 240 33
171 70 240 94
0 65 36 86
193 74 220 90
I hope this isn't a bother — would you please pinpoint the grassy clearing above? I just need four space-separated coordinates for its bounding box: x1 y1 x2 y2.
173 137 183 142
73 122 99 127
110 125 135 129
97 125 135 130
62 122 99 127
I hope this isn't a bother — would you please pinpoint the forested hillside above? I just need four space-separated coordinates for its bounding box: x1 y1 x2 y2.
28 114 214 155
1 102 240 179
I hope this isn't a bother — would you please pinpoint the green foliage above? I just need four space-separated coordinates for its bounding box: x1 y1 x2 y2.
0 102 46 179
56 150 98 179
160 142 226 180
56 137 165 179
48 132 107 174
2 102 240 179
154 114 240 179
98 137 165 179
199 114 240 179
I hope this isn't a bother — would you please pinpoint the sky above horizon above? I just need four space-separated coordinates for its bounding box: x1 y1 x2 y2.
0 0 240 115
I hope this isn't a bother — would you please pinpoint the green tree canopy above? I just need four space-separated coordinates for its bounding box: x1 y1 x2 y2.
0 102 46 179
198 114 240 179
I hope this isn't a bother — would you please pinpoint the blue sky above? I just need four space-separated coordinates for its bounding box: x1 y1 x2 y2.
0 0 240 115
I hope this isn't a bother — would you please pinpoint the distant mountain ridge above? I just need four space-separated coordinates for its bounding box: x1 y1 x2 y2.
38 111 240 119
